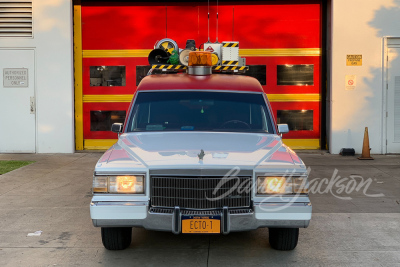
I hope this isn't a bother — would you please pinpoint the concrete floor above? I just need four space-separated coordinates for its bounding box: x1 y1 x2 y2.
0 152 399 267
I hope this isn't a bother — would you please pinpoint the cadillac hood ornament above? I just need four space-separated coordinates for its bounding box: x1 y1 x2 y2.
197 149 205 160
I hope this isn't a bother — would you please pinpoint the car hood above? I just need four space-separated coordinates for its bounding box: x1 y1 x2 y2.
95 132 306 172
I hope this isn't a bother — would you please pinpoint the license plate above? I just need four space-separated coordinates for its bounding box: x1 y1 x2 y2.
181 215 220 234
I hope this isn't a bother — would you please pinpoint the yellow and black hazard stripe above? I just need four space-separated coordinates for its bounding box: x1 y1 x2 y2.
222 42 239 48
151 64 187 70
213 65 248 71
222 60 239 66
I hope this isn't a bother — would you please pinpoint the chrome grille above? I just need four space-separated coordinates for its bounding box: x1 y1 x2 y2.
149 207 174 214
182 209 221 215
149 207 253 215
151 176 251 209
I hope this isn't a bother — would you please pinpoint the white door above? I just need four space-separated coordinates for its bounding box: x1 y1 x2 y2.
387 39 400 153
0 50 35 153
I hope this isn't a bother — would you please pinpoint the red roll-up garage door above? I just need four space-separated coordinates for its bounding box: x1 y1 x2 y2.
74 0 322 150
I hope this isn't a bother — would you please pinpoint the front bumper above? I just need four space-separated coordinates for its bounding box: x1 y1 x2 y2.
90 200 312 233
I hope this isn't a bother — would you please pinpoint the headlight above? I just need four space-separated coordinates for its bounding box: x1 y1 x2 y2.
109 176 144 193
93 175 145 194
257 176 308 194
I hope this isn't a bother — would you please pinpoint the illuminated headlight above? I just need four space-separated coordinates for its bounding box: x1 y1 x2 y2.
109 176 144 193
93 175 144 194
257 176 308 194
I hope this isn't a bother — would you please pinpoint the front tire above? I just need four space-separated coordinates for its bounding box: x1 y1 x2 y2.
101 227 132 250
268 228 299 251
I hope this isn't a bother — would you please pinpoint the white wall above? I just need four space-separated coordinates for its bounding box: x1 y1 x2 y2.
2 0 399 154
330 0 400 154
0 0 74 153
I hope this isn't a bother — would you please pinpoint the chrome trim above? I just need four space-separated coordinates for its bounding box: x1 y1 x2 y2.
229 209 253 214
149 169 253 176
91 201 148 206
253 202 312 208
149 207 174 214
93 211 310 229
93 217 309 229
188 66 212 75
149 207 251 215
92 203 311 230
182 210 220 215
255 173 308 178
94 172 147 176
222 206 230 234
172 206 181 234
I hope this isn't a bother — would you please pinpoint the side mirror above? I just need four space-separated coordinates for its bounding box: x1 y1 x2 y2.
111 123 123 133
277 124 289 134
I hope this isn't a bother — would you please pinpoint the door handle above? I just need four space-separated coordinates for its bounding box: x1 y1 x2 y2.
30 96 35 114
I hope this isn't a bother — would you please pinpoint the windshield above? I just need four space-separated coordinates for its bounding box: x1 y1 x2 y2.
127 91 274 133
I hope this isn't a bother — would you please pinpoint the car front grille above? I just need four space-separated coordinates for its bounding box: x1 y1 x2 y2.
150 176 251 209
149 207 253 215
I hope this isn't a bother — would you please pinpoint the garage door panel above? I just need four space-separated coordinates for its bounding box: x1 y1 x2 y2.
83 57 147 95
197 5 234 44
83 102 130 139
246 57 320 94
166 5 199 48
233 3 321 49
82 5 166 50
270 101 320 139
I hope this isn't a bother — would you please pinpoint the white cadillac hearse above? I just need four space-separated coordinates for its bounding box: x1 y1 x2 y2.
90 52 311 251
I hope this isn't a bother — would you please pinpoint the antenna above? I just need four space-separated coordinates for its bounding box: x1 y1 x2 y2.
207 0 210 43
216 0 219 43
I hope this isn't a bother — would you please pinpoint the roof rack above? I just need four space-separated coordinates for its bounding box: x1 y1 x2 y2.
149 64 249 75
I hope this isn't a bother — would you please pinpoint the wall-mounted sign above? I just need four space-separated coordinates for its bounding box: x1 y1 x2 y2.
345 75 356 90
3 68 29 87
346 55 362 66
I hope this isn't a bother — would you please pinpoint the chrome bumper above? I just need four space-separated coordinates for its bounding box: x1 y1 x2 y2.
91 201 312 232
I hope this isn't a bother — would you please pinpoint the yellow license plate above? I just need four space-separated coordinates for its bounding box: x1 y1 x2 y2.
182 216 220 234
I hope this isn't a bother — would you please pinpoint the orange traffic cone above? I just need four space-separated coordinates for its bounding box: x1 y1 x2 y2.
358 127 373 160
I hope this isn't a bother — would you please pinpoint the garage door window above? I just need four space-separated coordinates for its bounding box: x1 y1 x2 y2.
90 110 126 131
277 65 314 86
90 66 126 87
277 110 313 131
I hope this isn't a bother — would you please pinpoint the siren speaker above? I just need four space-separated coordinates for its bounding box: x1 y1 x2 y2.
155 38 179 54
179 49 191 66
185 39 196 51
148 49 169 65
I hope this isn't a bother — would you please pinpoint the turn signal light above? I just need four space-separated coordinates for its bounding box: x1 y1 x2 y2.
93 176 107 193
188 51 212 67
